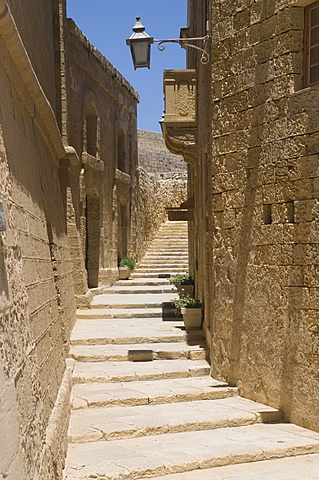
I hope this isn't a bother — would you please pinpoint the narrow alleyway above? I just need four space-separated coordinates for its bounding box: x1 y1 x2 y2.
63 221 319 480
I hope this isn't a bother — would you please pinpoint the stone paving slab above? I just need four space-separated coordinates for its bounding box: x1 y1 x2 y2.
92 290 178 308
70 318 191 345
104 285 176 294
71 376 237 409
149 453 319 480
64 423 319 480
72 359 210 384
76 307 162 319
70 341 208 362
116 278 173 286
68 397 282 443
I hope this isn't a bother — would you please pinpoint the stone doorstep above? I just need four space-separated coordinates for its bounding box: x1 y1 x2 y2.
71 358 211 384
69 342 208 362
148 454 319 480
70 376 238 410
63 423 319 480
67 397 283 444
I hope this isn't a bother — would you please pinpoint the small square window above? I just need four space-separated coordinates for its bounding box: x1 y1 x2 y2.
304 1 319 87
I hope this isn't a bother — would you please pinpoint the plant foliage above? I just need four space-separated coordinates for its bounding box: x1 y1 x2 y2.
119 256 136 271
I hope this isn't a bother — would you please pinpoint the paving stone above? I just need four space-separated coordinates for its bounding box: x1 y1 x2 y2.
91 293 178 308
149 453 319 480
70 318 189 345
70 341 208 362
64 424 319 479
71 376 238 409
68 397 282 443
72 359 210 384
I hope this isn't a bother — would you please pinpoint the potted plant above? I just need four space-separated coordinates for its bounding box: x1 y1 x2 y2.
118 257 135 280
169 271 194 298
173 295 202 329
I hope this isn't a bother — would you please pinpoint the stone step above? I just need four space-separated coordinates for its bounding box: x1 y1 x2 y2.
116 278 172 286
68 396 282 443
70 318 202 346
71 376 238 410
131 272 181 278
72 358 210 384
149 454 319 480
64 423 319 480
141 254 188 258
77 307 163 319
91 293 177 308
134 267 185 273
103 285 176 294
136 263 188 269
70 341 208 362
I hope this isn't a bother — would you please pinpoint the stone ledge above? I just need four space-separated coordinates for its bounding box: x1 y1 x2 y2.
81 152 104 172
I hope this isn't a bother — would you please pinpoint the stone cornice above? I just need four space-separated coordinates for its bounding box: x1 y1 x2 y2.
115 169 131 185
82 152 105 172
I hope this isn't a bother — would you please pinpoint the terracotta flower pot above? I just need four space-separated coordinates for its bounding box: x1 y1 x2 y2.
181 307 202 329
118 266 131 280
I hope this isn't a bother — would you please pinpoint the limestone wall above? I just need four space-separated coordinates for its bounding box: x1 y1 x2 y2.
0 14 76 479
200 0 319 431
138 129 187 176
66 19 139 287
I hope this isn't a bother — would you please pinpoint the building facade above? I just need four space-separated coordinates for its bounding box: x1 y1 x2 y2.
163 0 319 432
0 1 139 478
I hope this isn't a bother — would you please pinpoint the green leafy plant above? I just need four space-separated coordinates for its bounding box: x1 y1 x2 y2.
169 271 194 287
172 295 202 315
119 256 136 271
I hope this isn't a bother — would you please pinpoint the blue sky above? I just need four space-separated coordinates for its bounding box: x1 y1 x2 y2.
67 0 187 132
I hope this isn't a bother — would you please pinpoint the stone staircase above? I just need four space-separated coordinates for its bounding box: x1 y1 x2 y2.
63 221 319 480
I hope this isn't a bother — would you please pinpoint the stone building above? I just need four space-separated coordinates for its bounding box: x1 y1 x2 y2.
162 0 319 433
0 0 140 478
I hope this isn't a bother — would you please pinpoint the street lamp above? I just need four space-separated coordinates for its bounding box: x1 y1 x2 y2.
126 16 154 69
126 16 210 69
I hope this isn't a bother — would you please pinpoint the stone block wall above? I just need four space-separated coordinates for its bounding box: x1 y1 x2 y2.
206 0 319 431
138 129 187 177
0 41 76 480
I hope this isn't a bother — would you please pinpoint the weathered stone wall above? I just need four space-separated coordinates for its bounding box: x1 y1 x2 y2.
138 129 187 176
66 20 139 287
0 4 76 476
204 0 319 431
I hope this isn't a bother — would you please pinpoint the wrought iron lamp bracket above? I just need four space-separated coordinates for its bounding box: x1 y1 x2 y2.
155 35 210 65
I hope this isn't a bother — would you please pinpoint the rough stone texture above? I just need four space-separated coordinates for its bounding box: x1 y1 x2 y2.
181 0 319 433
138 129 187 176
66 19 139 288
